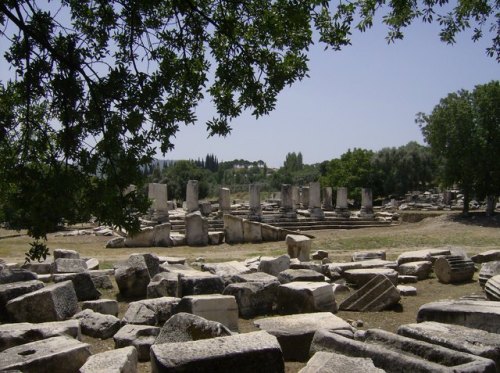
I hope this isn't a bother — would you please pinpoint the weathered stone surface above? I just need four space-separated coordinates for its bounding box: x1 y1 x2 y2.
0 320 80 352
397 285 417 296
417 300 500 333
223 281 279 318
326 259 396 276
479 261 500 288
299 351 384 373
87 269 114 289
122 297 180 326
286 234 312 262
223 214 244 244
0 335 91 373
147 272 180 298
254 312 352 362
434 255 475 283
114 324 160 362
106 236 125 248
73 309 121 339
80 346 138 373
352 250 386 262
472 250 500 264
51 258 88 274
340 274 400 312
201 261 252 284
230 271 279 284
82 299 119 316
185 211 209 246
53 249 80 260
398 321 500 368
53 272 101 301
176 294 239 331
151 331 284 373
170 233 186 246
277 281 336 314
484 274 500 301
6 280 79 322
243 219 263 243
208 231 225 245
344 268 399 287
397 248 451 265
179 272 225 297
312 250 329 260
23 262 52 274
0 280 44 321
310 328 496 373
277 269 325 284
289 261 325 274
259 254 291 277
397 260 433 280
124 226 155 247
153 222 172 247
261 223 281 242
85 258 99 270
398 275 418 283
0 267 38 284
155 312 232 345
115 254 151 299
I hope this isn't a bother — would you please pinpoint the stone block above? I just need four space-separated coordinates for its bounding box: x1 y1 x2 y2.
53 249 80 259
147 272 180 298
153 222 172 247
0 336 91 373
312 250 329 260
261 223 281 241
185 211 209 246
277 269 325 284
310 328 496 373
170 233 186 246
417 300 500 333
397 285 417 296
73 309 121 339
434 255 475 283
115 254 151 299
397 261 433 280
277 281 336 314
397 248 451 265
398 321 500 369
254 312 352 362
479 261 500 288
80 346 137 373
223 281 279 318
472 250 500 264
51 258 88 274
344 268 399 287
326 259 397 276
176 294 239 331
340 274 400 312
243 219 262 243
114 324 160 362
6 280 79 322
223 214 244 244
124 226 155 247
179 272 225 297
150 331 284 373
122 297 180 326
22 262 52 274
201 261 252 284
82 299 119 316
286 234 312 262
0 320 80 352
0 267 37 284
299 351 384 373
230 271 279 284
352 250 386 262
85 258 99 270
0 280 44 321
258 255 291 277
154 312 231 344
87 270 114 289
53 272 101 301
106 236 125 248
208 231 225 245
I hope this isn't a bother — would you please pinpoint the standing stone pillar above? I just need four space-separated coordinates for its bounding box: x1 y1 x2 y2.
248 183 262 221
360 188 374 218
292 186 300 210
186 180 199 213
322 187 333 211
280 184 296 219
301 187 310 209
309 182 324 220
148 183 169 222
335 187 350 217
219 187 231 216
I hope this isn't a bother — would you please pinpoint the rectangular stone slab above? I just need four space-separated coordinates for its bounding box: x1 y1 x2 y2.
417 300 500 334
310 328 496 373
397 322 500 370
150 331 284 373
0 335 91 373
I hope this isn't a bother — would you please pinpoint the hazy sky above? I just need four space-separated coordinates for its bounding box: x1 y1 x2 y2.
166 20 498 168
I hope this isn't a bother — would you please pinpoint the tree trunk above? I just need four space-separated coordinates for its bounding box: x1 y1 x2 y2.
486 195 496 216
462 190 470 216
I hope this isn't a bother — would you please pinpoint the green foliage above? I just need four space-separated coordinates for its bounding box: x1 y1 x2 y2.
283 152 304 172
162 160 215 200
417 81 500 214
24 240 50 264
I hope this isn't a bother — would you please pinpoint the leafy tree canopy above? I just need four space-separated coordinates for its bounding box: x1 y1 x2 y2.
417 80 500 214
0 0 498 242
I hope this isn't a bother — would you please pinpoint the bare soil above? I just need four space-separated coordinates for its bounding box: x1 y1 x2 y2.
1 212 499 372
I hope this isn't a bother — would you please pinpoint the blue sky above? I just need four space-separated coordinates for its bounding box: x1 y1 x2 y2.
166 20 498 168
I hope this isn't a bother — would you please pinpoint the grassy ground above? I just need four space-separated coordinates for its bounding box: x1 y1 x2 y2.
0 212 499 372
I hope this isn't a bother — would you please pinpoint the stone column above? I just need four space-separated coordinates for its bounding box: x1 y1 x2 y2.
219 187 231 216
280 184 296 219
360 188 374 218
301 187 310 209
322 187 333 211
248 183 262 221
292 186 300 210
335 187 350 217
309 182 324 220
148 183 169 222
186 180 199 213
